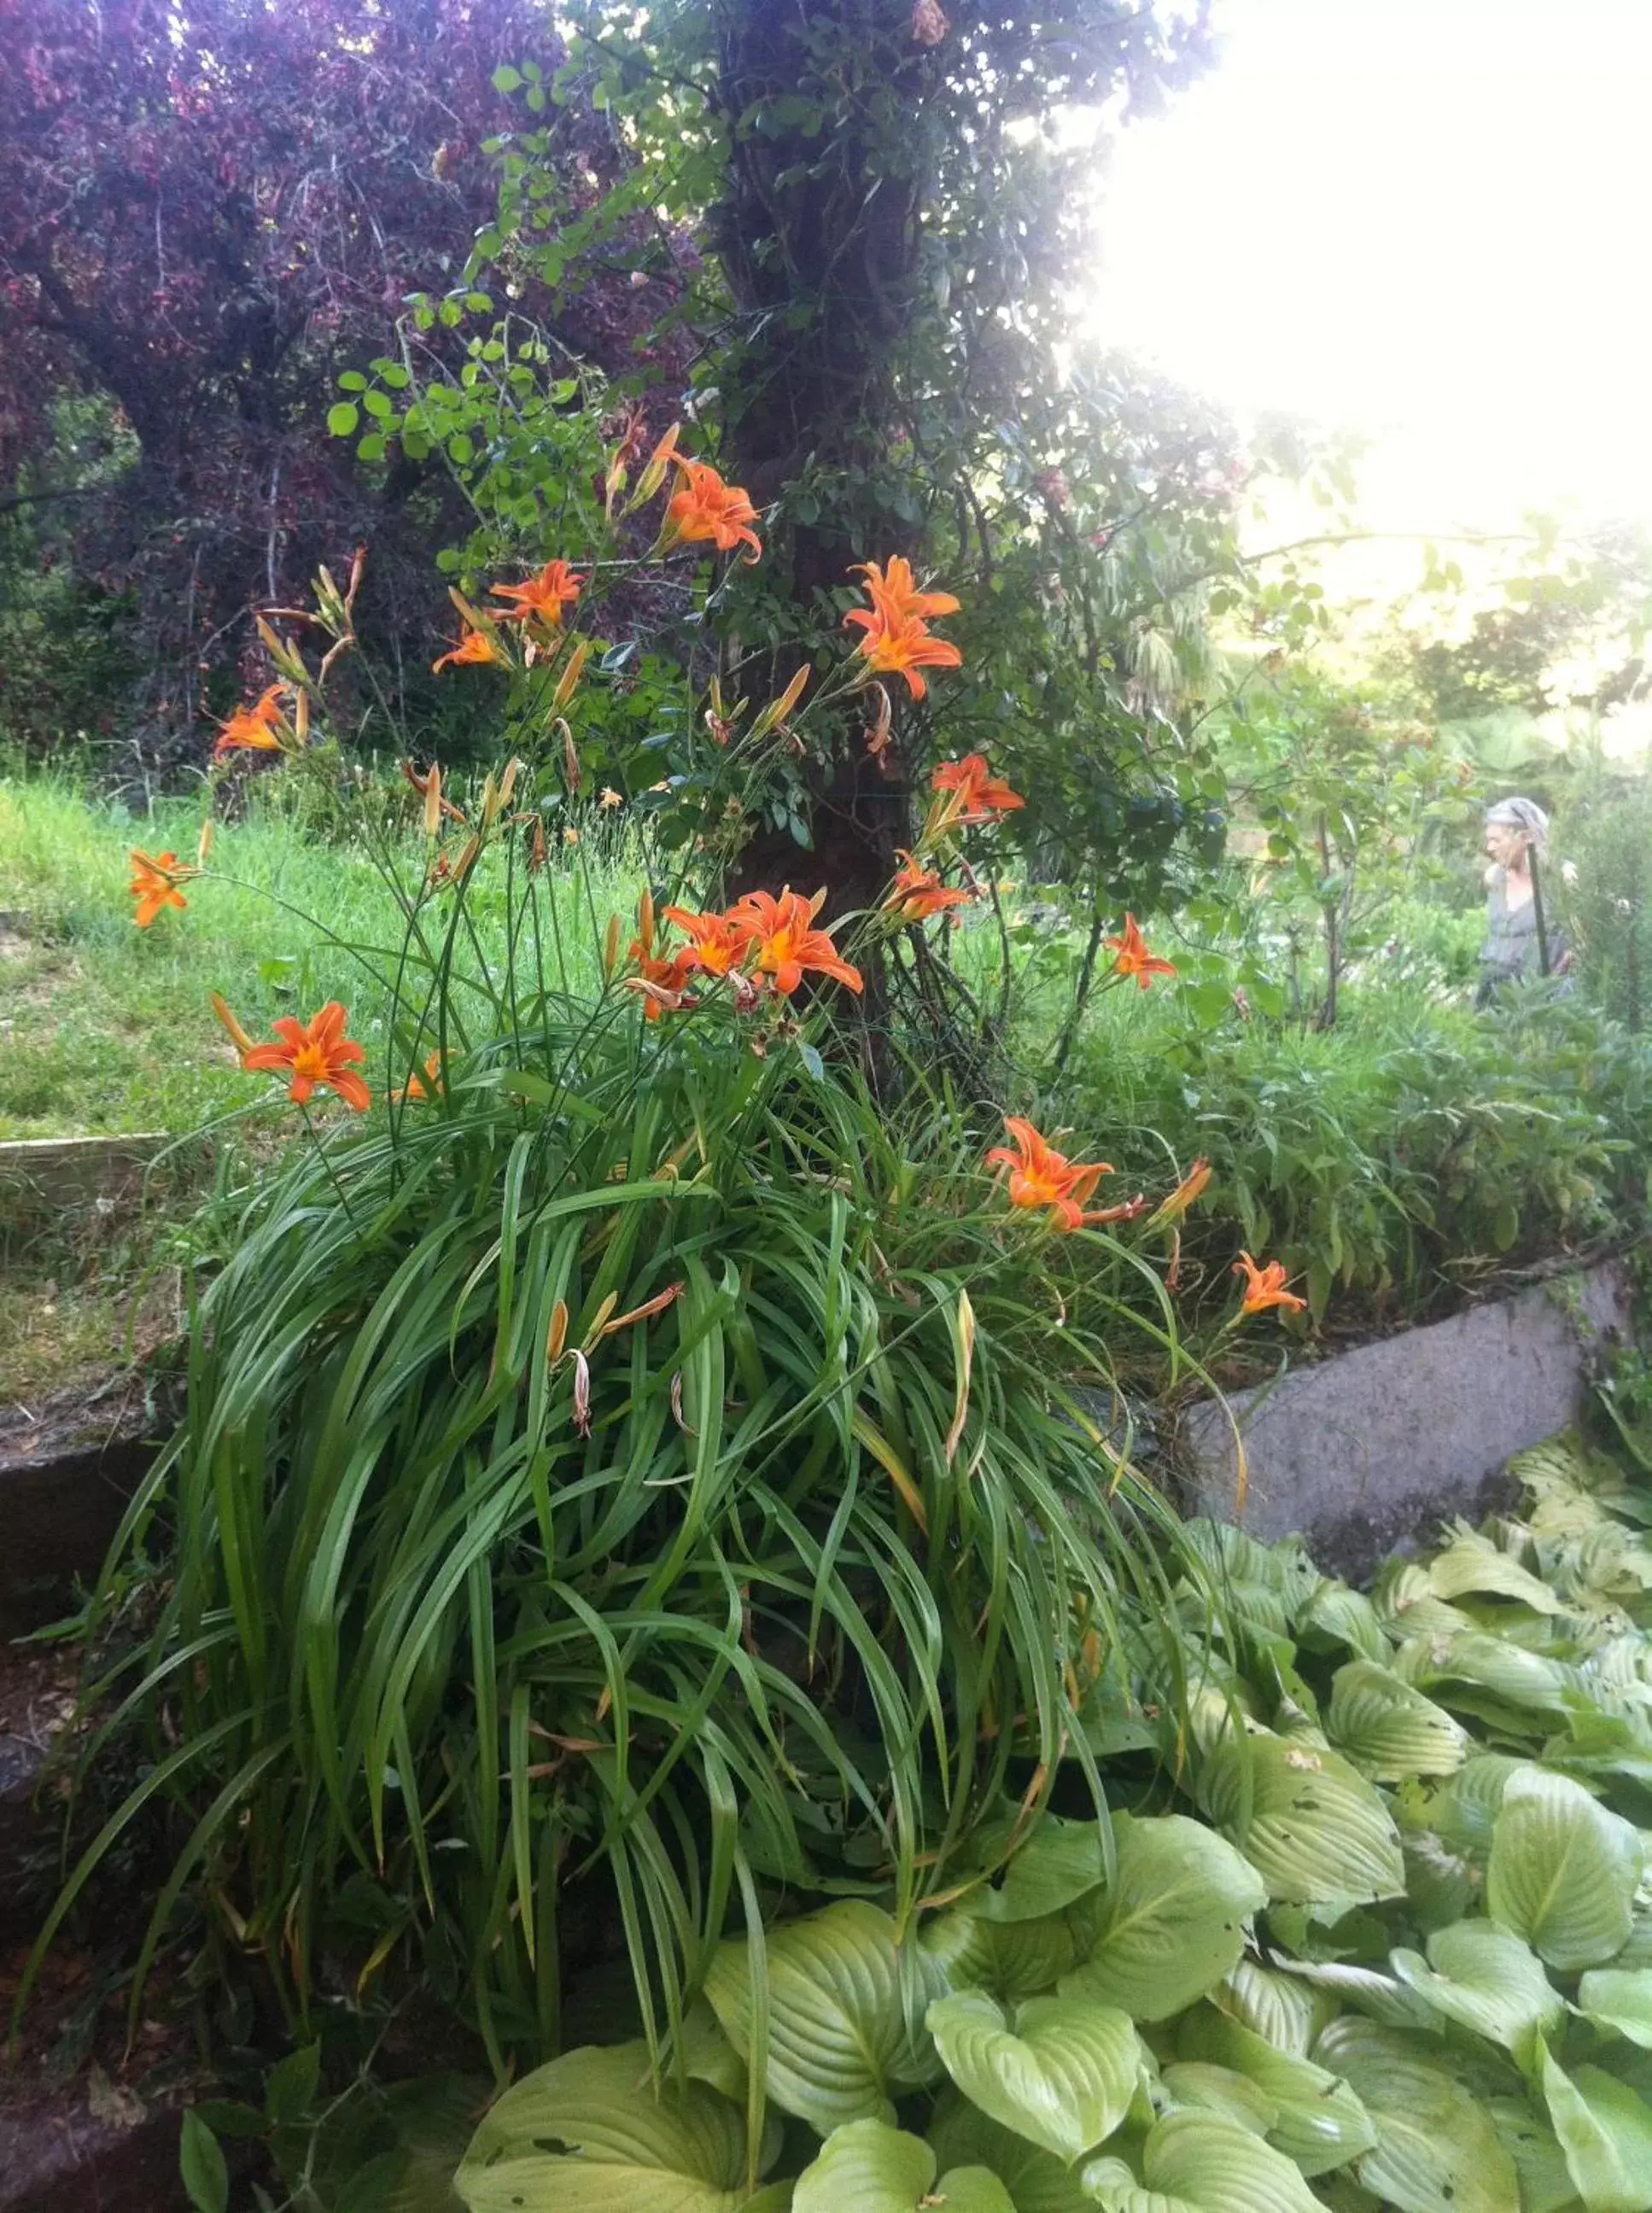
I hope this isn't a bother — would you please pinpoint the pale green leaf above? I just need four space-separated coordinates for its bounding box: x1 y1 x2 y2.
935 2171 1019 2213
1195 1732 1404 1906
1426 1527 1564 1614
1211 1961 1324 2057
1485 2096 1584 2213
925 1990 1142 2162
966 1819 1108 1923
452 2044 769 2213
1089 2111 1322 2213
926 2095 1100 2212
1176 2003 1375 2177
921 1901 1094 2005
791 2120 933 2213
1159 2061 1279 2136
1313 2017 1520 2213
1539 2041 1652 2213
1304 1583 1391 1665
1059 1813 1264 2021
703 1901 929 2135
1325 1662 1469 1782
1579 1969 1652 2050
1389 1921 1563 2049
1486 1770 1643 1971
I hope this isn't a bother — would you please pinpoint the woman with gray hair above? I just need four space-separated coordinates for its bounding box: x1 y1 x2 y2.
1477 796 1568 1004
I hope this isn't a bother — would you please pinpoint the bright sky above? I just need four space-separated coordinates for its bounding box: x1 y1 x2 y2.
1094 0 1652 536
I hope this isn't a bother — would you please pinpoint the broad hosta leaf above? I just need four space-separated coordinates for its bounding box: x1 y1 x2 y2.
965 1819 1108 1923
1538 2041 1652 2213
1390 1921 1563 2049
791 2121 933 2213
1304 1582 1391 1665
1325 1662 1469 1782
1425 1527 1564 1614
1212 1962 1326 2057
1486 1770 1644 1971
1088 2111 1322 2213
921 1901 1095 2005
1486 2096 1586 2213
928 2172 1019 2213
1159 2061 1280 2136
1579 1968 1652 2049
1313 2018 1520 2213
1425 1754 1537 1855
704 1901 928 2135
452 2044 774 2213
1177 2003 1376 2178
926 2094 1101 2213
1058 1813 1265 2021
1271 1956 1439 2035
1195 1731 1404 1906
1410 1632 1573 1719
925 1990 1142 2163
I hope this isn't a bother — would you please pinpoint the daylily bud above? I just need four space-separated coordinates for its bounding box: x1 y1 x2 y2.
196 819 214 866
603 914 622 978
528 815 547 875
632 423 681 508
552 639 592 714
571 1348 592 1437
423 763 443 840
293 689 310 744
479 771 500 830
210 992 256 1061
638 890 655 959
546 1299 569 1363
557 714 581 791
748 663 809 743
498 756 523 809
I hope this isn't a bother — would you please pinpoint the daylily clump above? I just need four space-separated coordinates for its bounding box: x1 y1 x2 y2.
622 885 864 1017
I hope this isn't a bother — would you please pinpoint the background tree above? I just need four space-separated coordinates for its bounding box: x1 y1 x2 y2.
0 0 664 769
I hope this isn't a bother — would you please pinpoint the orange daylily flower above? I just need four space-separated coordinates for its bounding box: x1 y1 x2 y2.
727 887 863 996
1233 1251 1307 1317
660 456 763 561
129 849 191 927
489 559 583 630
883 853 974 923
1106 913 1176 989
851 611 964 698
660 905 755 978
849 556 961 628
844 559 962 698
240 1001 371 1110
432 625 505 674
390 1051 446 1106
1148 1156 1211 1226
986 1115 1115 1232
598 786 624 809
213 684 290 756
627 893 697 1019
930 753 1024 822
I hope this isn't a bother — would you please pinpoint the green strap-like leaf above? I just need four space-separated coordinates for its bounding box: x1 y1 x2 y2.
1486 1768 1644 1971
1059 1813 1265 2021
925 1990 1143 2163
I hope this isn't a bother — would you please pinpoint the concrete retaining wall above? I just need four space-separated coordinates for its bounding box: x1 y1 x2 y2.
1180 1258 1637 1578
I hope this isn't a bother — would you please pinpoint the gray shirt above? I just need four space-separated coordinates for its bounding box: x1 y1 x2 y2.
1480 869 1564 989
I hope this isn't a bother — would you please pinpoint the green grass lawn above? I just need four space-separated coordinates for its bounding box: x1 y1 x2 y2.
0 768 641 1398
0 769 636 1141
